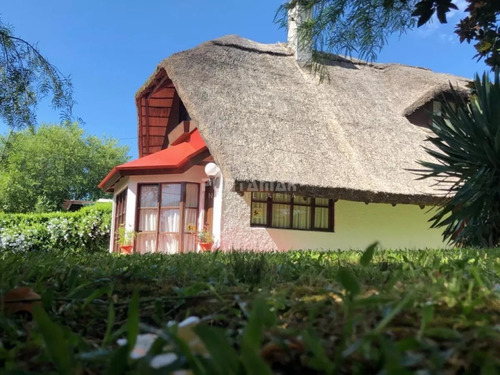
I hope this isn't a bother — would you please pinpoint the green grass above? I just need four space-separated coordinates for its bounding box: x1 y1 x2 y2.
1 248 500 374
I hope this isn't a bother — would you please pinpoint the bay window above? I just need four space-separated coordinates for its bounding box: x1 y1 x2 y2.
136 183 199 254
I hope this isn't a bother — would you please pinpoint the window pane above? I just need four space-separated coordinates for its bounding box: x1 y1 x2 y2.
140 186 158 208
136 233 156 254
273 193 291 203
113 190 127 253
293 206 311 229
161 184 181 207
432 101 442 127
160 209 180 233
252 192 268 201
251 202 267 225
272 204 290 228
158 233 179 254
432 100 442 116
183 234 196 252
186 184 199 208
315 197 329 206
184 208 198 232
315 207 329 229
139 209 157 231
294 195 311 205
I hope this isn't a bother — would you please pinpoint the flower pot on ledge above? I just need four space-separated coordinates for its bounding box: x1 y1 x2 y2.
120 245 134 255
199 242 213 252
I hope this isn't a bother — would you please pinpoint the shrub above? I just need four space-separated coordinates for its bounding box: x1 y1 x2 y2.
418 71 500 247
0 203 111 253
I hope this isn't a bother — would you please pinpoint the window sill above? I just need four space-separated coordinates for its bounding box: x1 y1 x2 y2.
250 224 334 233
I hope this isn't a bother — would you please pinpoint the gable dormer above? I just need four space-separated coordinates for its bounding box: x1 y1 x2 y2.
136 69 193 157
403 85 467 128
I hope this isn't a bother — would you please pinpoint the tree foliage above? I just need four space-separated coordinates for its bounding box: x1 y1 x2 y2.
276 0 416 61
456 0 500 67
277 0 500 68
417 71 500 247
0 18 74 130
0 123 129 213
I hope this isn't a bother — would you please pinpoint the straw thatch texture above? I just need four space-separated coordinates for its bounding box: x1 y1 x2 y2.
137 35 469 205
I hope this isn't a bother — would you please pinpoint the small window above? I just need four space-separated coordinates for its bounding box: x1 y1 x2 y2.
432 99 456 127
406 97 457 128
113 189 128 253
250 192 334 232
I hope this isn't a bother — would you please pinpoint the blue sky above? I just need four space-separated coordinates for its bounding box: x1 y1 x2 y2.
0 0 487 160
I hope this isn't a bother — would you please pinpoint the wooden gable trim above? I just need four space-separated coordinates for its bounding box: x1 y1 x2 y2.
138 69 177 157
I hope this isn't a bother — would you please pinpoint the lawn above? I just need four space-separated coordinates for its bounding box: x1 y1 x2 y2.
1 248 499 374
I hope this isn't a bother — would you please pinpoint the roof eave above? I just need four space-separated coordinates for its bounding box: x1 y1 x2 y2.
233 180 446 206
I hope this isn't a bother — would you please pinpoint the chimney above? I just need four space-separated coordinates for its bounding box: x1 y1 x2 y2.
287 2 313 64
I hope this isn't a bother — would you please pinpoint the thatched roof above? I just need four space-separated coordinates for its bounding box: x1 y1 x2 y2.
137 35 470 205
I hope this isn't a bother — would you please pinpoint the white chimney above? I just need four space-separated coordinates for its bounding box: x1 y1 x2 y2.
287 2 313 64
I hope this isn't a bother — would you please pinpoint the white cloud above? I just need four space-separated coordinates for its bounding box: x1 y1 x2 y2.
416 0 467 39
417 19 440 37
439 32 458 44
448 0 467 19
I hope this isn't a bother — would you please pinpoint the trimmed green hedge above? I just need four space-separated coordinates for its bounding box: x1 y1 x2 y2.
0 203 112 253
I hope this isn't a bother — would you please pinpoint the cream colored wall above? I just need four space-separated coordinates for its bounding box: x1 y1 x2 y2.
220 182 447 250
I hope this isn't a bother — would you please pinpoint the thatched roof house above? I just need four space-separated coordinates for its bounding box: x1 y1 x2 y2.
137 35 468 206
100 24 469 253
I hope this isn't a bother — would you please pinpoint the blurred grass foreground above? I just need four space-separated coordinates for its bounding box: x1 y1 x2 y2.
1 247 499 373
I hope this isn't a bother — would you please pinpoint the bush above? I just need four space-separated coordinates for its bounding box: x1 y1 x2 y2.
418 72 500 247
0 203 111 253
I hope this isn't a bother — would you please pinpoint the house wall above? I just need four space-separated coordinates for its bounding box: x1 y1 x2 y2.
220 180 447 250
110 165 208 252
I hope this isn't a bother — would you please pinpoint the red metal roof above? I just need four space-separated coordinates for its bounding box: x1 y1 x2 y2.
99 129 207 191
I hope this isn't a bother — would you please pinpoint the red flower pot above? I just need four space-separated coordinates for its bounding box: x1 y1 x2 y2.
199 242 213 252
120 245 134 254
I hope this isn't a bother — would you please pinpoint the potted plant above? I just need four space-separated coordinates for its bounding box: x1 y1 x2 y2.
197 226 214 252
116 225 137 254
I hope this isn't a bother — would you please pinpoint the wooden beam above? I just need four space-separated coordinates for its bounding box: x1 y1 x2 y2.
148 98 174 107
145 98 150 156
168 121 198 146
146 73 170 99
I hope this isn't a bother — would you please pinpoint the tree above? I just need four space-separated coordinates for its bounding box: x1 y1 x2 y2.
417 72 500 247
0 17 74 130
455 0 500 67
277 0 499 68
0 123 129 213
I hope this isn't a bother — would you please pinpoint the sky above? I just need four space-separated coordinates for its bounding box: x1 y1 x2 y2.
0 0 488 160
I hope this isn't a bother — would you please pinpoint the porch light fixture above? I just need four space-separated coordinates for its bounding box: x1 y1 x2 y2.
205 162 221 178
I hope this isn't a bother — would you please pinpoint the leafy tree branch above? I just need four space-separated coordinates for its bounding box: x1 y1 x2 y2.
277 0 499 68
0 18 74 130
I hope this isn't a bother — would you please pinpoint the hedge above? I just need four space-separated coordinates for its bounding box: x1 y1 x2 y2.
0 203 112 253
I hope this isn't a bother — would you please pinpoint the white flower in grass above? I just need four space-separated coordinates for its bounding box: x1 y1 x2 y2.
168 316 207 356
117 333 157 359
150 353 178 369
116 316 206 369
